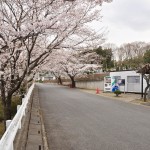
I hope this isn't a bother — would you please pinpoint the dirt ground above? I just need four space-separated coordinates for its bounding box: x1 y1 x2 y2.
80 89 150 107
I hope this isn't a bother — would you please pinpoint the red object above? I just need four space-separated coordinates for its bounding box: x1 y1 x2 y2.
96 88 100 94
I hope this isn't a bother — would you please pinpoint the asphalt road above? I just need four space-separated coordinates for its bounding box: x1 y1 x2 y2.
38 83 150 150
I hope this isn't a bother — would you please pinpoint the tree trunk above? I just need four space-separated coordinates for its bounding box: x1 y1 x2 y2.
3 103 11 120
144 85 150 102
0 80 12 130
58 76 62 85
2 95 12 131
70 76 76 88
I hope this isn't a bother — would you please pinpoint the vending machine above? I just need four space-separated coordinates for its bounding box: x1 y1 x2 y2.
104 75 125 92
104 76 112 92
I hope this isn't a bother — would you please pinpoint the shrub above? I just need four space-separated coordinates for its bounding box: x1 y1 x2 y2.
39 79 43 83
114 90 121 97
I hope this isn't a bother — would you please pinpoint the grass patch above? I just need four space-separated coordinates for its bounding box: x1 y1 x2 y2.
131 98 150 106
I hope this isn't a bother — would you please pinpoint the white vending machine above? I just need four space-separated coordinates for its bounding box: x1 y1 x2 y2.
104 76 112 92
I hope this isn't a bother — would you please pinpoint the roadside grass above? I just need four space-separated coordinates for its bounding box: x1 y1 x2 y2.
0 96 21 138
132 98 150 106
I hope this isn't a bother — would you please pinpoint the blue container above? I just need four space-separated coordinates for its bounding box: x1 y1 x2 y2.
112 86 119 92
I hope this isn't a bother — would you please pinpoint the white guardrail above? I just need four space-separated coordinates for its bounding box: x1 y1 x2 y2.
0 83 35 150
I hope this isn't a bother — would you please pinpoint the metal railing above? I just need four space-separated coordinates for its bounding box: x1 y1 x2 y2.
0 83 35 150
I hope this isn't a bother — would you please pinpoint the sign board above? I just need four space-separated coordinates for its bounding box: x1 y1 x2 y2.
118 79 125 86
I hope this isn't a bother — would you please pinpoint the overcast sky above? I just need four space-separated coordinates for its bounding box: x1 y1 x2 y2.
98 0 150 46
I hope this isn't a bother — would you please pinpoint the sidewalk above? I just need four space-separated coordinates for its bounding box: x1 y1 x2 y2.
25 86 49 150
15 86 49 150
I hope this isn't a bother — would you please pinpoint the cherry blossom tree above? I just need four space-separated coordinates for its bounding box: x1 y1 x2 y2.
41 51 65 84
0 0 110 125
42 49 101 88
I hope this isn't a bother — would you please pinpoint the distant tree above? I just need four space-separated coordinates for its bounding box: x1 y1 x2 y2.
62 50 100 87
52 72 63 85
43 49 101 88
116 42 150 70
95 46 114 71
41 52 64 85
143 50 150 64
121 56 144 70
117 42 147 60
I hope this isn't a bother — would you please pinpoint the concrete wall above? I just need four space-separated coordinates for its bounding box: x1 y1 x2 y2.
75 80 104 90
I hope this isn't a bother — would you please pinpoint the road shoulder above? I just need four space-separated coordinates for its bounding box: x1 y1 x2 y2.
79 88 150 107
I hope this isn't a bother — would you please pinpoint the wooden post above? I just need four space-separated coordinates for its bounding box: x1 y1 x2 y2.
141 73 144 99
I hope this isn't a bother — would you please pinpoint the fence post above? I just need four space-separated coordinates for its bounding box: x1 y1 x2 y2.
17 105 22 129
6 120 12 130
0 83 35 150
17 105 21 111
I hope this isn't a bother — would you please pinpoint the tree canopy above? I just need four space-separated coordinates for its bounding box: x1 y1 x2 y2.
0 0 110 122
113 42 150 71
94 46 114 71
143 50 150 64
42 49 101 87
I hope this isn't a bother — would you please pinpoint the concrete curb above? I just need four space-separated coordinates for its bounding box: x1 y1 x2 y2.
37 87 49 150
15 85 50 150
14 88 34 150
40 109 49 150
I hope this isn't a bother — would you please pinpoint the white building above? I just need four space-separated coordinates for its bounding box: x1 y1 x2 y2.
34 71 55 81
104 70 147 93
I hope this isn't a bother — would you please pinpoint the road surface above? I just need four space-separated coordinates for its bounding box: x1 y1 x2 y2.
38 84 150 150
